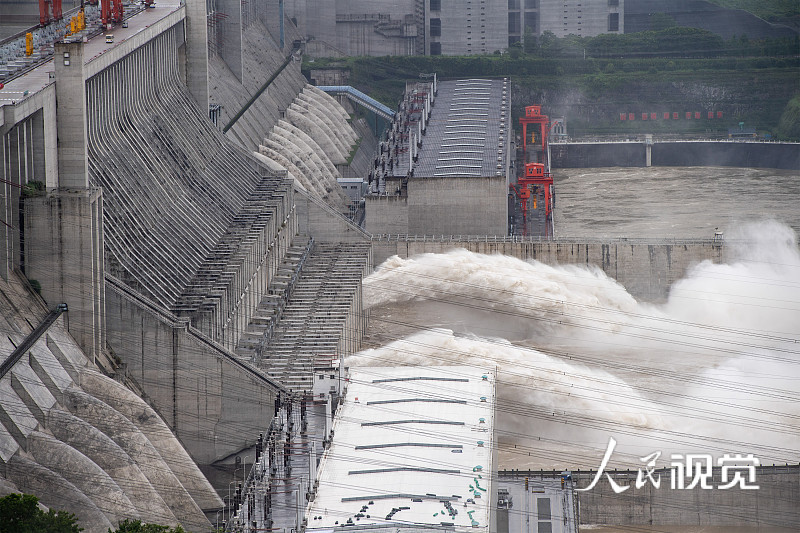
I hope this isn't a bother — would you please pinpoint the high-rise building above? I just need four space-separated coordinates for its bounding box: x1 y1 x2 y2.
285 0 622 56
426 0 509 55
508 0 623 47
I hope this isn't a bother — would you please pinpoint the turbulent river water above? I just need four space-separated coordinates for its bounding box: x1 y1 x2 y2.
553 166 800 238
355 167 800 472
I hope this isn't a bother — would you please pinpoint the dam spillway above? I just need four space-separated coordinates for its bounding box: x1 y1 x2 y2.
0 271 220 530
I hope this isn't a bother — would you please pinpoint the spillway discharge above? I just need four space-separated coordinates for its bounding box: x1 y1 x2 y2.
353 221 800 468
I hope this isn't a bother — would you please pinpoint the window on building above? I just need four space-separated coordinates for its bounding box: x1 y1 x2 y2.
508 12 520 32
524 11 538 32
508 0 520 8
430 42 442 55
608 12 619 31
509 35 521 45
525 0 538 8
430 18 442 36
430 0 441 10
608 0 619 5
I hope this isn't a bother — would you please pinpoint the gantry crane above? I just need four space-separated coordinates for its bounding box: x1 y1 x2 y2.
511 105 555 235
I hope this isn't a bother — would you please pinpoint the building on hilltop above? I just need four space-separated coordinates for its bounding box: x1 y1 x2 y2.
287 0 509 56
287 0 622 56
426 0 509 55
509 0 624 45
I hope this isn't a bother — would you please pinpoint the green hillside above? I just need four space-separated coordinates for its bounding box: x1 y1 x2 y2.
304 31 800 139
705 0 799 23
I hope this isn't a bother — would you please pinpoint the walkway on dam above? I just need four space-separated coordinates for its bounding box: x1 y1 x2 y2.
318 85 395 121
0 0 182 108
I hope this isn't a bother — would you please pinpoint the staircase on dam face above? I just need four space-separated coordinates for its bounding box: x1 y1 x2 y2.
235 241 371 393
234 235 313 360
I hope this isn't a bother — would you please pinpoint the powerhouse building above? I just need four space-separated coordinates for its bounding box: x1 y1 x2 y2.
365 78 511 236
306 366 498 532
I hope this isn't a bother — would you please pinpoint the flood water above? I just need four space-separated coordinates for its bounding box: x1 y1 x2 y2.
357 166 800 472
552 166 800 239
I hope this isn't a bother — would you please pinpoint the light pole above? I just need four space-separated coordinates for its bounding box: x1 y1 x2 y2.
227 466 241 523
243 455 252 485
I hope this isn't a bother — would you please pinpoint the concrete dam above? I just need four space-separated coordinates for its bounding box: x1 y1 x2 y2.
2 0 372 528
0 0 795 531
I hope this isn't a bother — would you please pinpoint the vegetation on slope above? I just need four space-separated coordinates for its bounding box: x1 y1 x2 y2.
704 0 800 24
304 29 799 139
777 94 800 141
0 493 82 533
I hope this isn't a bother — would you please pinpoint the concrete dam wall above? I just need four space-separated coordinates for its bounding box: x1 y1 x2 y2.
371 237 724 301
574 466 799 529
0 273 221 531
58 18 294 465
500 467 799 530
209 19 357 210
551 140 800 170
4 4 372 527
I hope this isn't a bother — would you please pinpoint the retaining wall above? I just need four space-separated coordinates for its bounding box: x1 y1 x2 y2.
574 466 800 529
499 466 799 530
371 237 724 301
551 141 800 170
106 277 283 465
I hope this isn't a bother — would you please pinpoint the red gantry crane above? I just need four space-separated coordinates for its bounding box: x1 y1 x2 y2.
100 0 125 27
39 0 63 26
511 105 555 235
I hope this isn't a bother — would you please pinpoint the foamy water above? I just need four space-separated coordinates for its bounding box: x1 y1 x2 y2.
353 221 800 469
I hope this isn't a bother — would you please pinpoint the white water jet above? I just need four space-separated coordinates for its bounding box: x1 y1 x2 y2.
355 221 800 469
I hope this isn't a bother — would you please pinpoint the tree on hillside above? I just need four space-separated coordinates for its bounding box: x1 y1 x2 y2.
776 94 800 140
109 519 187 533
0 493 82 533
650 12 677 31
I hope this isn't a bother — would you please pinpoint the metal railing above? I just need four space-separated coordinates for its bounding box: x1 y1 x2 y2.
370 233 725 246
317 85 395 121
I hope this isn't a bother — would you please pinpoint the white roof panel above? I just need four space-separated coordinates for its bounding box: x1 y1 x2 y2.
306 366 497 532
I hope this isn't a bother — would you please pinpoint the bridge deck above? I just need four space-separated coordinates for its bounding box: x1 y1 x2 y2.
0 0 181 111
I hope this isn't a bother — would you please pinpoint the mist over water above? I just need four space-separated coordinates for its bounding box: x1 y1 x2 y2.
354 221 800 469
